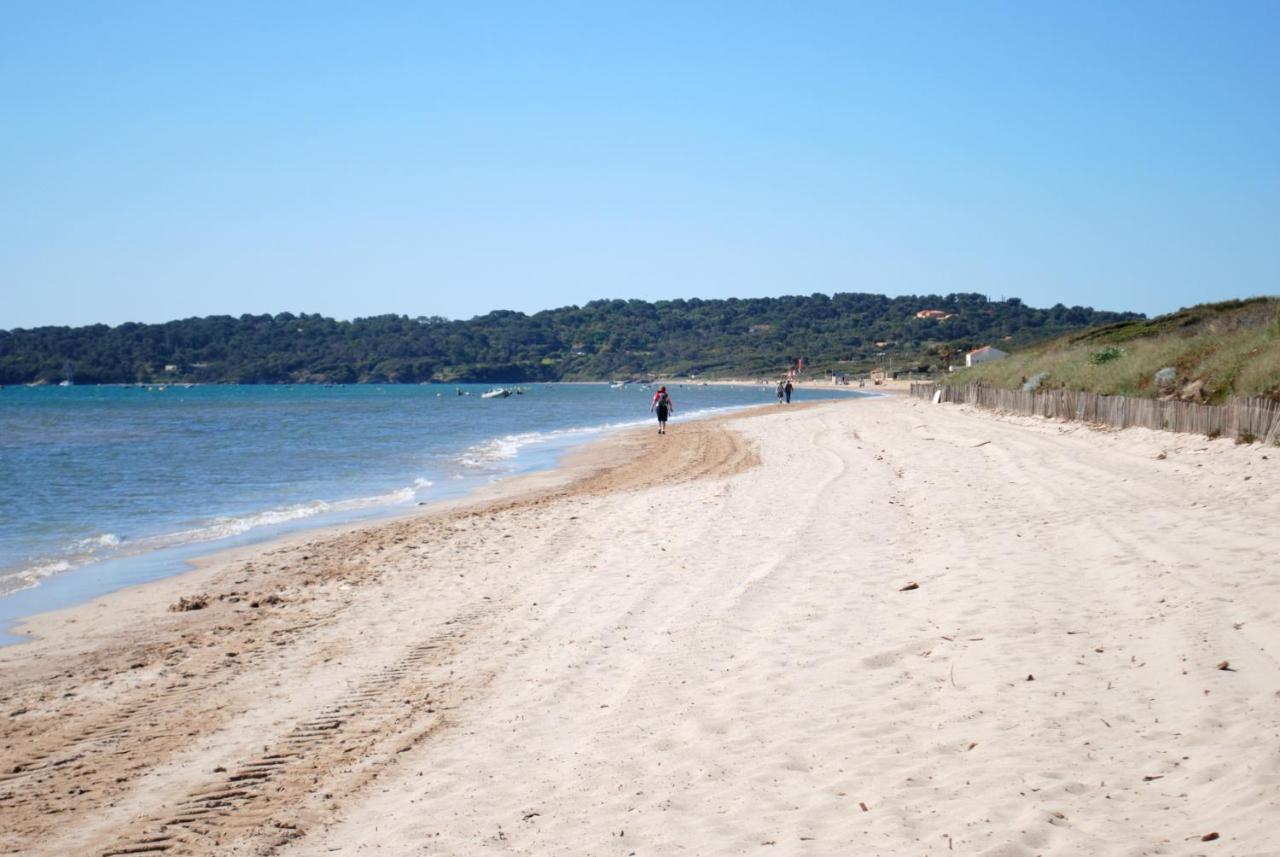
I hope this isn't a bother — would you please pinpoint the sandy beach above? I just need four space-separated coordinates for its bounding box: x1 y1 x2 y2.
2 395 1277 856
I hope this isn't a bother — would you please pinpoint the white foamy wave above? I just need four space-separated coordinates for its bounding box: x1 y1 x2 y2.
458 432 555 468
108 491 414 561
72 532 123 551
334 487 417 509
0 496 394 598
0 532 136 596
353 487 415 506
413 478 434 489
197 501 335 540
455 420 645 470
173 488 420 543
0 560 73 596
452 408 751 472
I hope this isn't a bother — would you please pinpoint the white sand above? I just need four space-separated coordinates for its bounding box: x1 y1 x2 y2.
2 396 1277 856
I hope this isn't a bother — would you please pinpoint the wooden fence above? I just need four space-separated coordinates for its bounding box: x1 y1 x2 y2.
909 382 1280 445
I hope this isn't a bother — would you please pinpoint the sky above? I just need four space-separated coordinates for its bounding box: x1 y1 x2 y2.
2 1 1277 328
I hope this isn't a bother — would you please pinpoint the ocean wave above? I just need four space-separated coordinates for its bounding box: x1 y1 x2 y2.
0 533 126 597
72 532 123 551
454 419 645 469
168 489 419 544
0 560 73 596
367 487 415 506
0 487 428 597
453 406 748 470
194 501 335 539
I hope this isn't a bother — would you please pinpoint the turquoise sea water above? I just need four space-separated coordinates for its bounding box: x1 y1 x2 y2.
0 382 864 639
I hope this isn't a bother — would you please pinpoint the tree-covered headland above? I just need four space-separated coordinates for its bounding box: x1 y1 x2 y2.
0 292 1139 385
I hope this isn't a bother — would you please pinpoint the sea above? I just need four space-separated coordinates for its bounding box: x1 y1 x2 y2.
0 382 865 641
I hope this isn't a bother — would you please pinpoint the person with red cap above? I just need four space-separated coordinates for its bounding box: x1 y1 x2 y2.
650 386 674 434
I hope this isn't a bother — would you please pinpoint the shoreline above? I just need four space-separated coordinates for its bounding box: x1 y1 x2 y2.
0 389 815 644
4 395 1274 855
1 400 794 648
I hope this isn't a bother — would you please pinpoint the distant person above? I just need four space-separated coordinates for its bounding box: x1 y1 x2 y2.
650 386 674 434
776 380 785 403
784 380 794 403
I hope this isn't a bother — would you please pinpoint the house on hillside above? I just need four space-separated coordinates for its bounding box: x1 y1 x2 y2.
966 345 1009 367
915 309 953 320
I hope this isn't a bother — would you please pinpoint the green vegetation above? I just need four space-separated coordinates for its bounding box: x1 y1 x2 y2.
948 297 1280 403
1088 346 1125 365
0 293 1137 385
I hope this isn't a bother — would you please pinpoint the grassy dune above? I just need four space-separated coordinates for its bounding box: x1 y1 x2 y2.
948 297 1280 403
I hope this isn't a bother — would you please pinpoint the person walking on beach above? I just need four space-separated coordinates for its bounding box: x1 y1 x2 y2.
784 379 794 404
651 386 674 434
776 380 785 403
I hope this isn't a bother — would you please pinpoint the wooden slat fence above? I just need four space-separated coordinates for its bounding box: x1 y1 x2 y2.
909 382 1280 444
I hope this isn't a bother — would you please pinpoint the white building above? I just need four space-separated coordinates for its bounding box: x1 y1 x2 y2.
965 345 1009 367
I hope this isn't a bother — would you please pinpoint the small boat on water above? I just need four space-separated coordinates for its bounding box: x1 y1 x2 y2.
481 387 512 399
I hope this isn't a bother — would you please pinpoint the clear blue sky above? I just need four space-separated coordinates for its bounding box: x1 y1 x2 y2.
2 1 1277 328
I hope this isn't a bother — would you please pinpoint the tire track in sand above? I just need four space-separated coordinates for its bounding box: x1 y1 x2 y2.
95 606 494 857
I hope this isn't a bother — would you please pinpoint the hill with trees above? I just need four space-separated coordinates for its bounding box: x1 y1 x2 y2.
946 297 1280 403
0 293 1139 385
